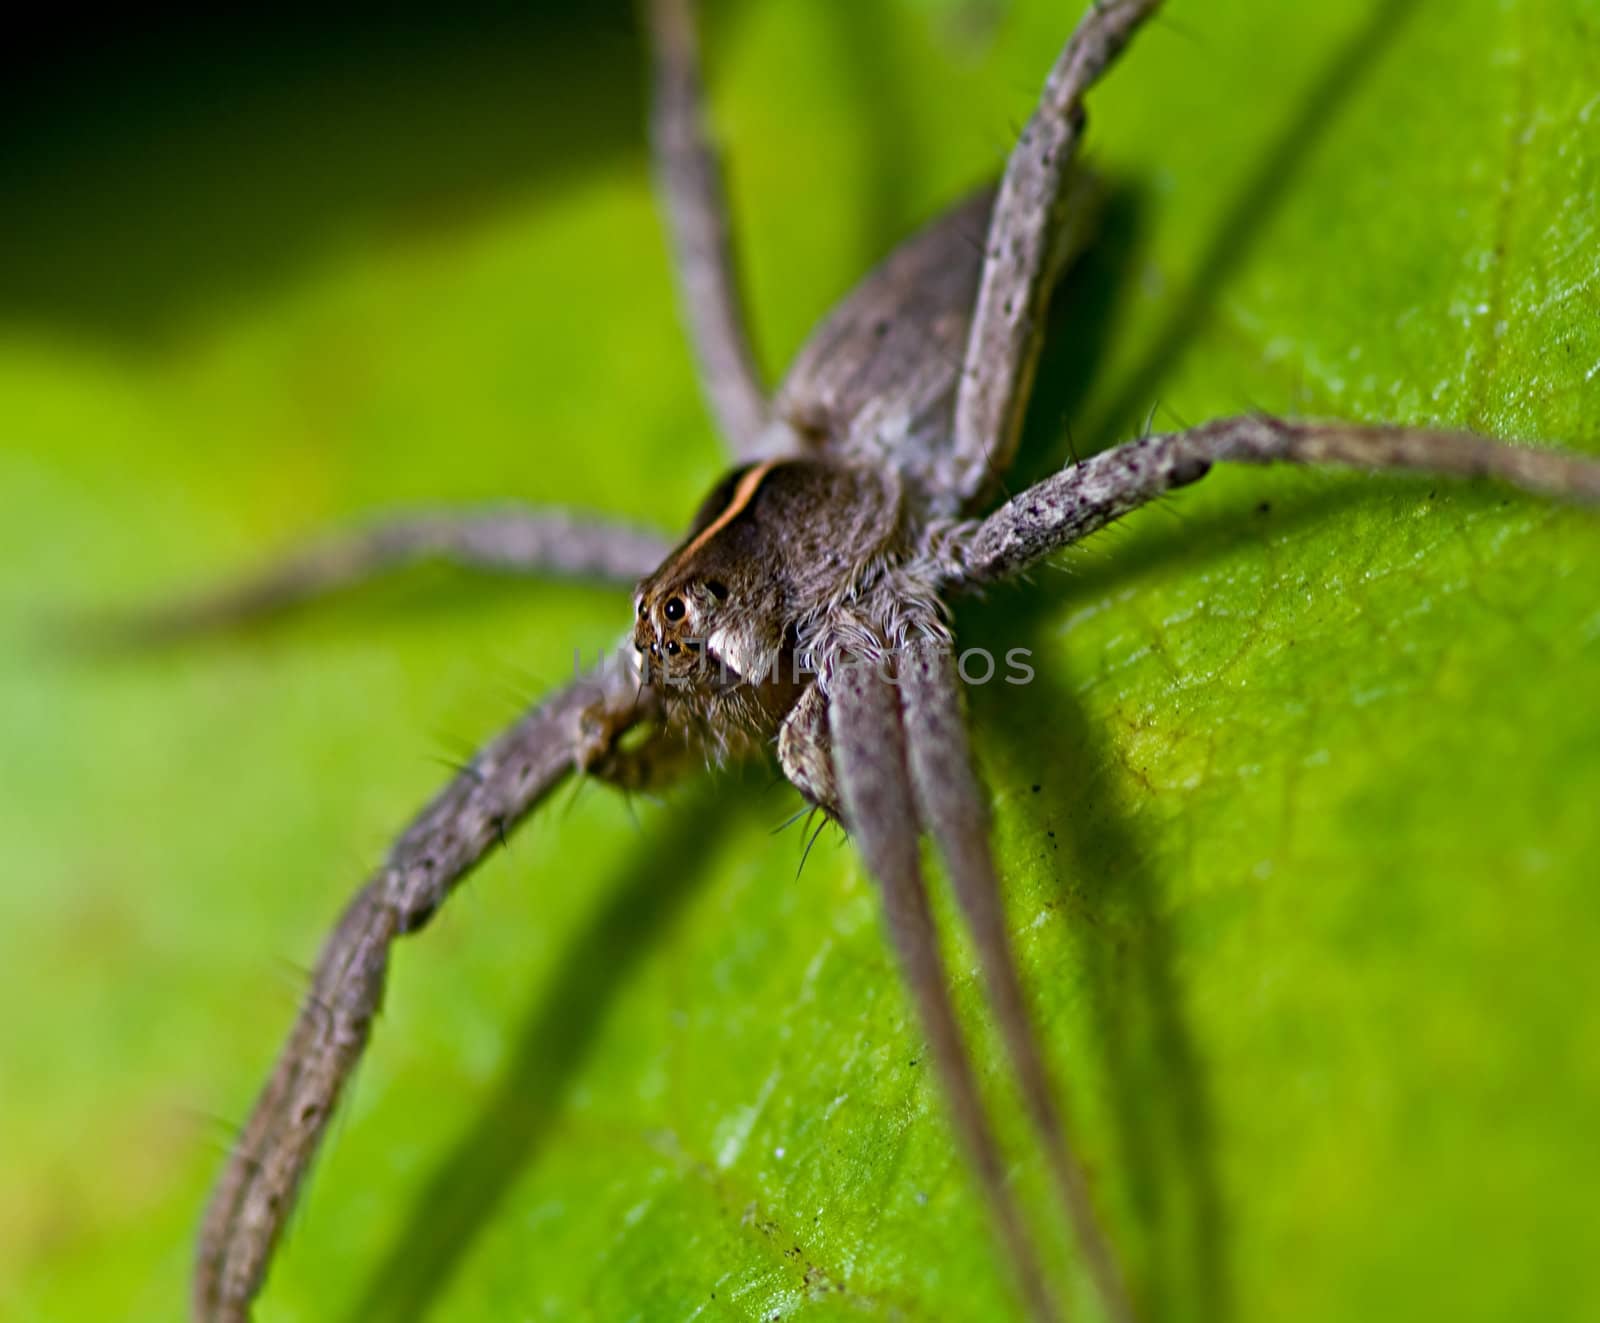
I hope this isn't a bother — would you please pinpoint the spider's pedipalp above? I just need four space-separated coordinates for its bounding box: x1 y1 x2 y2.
777 683 838 817
948 415 1600 589
826 649 1058 1323
900 637 1137 1323
194 659 657 1322
82 508 670 646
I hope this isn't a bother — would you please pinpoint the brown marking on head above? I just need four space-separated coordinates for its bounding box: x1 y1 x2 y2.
632 463 779 685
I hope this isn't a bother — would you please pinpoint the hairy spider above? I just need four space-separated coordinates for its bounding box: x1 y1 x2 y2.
99 1 1598 1319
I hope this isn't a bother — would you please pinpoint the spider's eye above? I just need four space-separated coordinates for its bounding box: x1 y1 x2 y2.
663 597 686 622
705 580 730 602
665 640 680 655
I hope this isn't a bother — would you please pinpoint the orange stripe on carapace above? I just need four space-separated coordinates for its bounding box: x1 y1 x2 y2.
667 459 780 572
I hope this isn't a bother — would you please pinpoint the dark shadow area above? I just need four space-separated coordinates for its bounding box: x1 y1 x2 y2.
1009 178 1152 495
963 578 1231 1323
341 776 757 1322
1081 0 1424 447
1 1 642 345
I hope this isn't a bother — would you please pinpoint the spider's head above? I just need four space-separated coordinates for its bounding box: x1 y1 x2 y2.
631 574 731 688
630 461 788 693
630 461 818 712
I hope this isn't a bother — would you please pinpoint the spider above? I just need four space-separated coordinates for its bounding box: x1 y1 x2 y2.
99 1 1598 1319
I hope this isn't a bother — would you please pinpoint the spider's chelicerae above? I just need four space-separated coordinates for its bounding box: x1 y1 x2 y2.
115 1 1598 1320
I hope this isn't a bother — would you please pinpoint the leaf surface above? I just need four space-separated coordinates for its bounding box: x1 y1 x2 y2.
2 2 1597 1320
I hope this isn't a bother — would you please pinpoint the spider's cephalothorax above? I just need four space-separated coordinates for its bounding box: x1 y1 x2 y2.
631 457 913 770
150 1 1600 1320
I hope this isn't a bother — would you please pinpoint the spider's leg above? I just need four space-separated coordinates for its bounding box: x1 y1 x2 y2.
825 657 1058 1323
648 0 773 459
900 638 1137 1323
84 509 669 644
194 659 655 1323
944 415 1600 587
950 0 1164 507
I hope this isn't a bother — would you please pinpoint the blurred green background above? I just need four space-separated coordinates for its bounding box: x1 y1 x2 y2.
3 0 1598 1319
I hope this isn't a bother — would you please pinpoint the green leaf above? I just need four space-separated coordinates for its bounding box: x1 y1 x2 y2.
3 2 1597 1320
